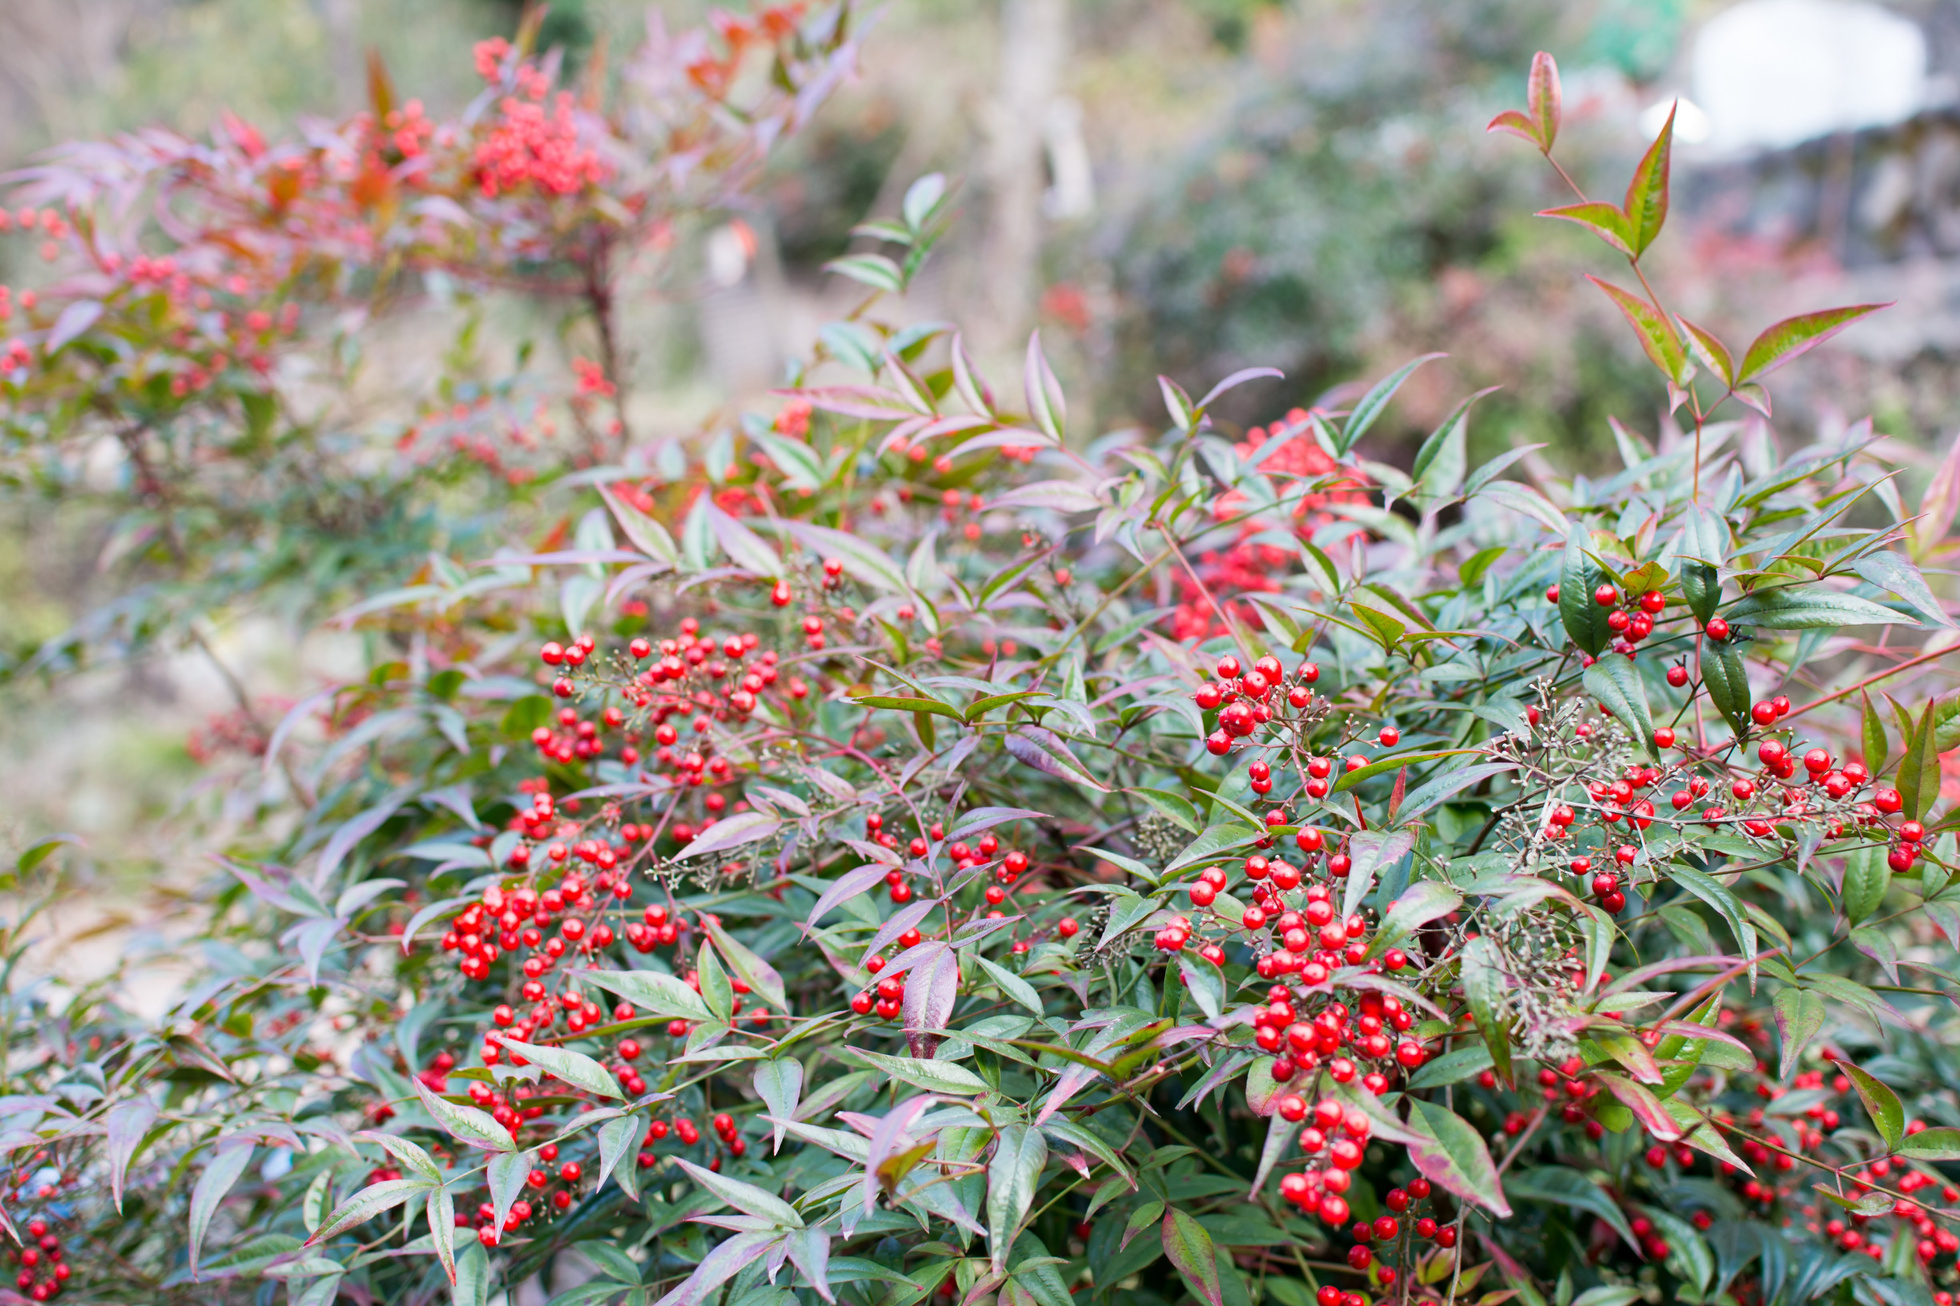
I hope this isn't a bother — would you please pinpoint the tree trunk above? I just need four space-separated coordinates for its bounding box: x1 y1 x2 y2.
973 0 1068 360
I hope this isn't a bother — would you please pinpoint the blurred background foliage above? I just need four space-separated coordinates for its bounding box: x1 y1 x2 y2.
4 0 1957 944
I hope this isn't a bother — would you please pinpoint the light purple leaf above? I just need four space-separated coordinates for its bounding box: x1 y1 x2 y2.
676 811 781 860
808 863 895 927
46 299 102 353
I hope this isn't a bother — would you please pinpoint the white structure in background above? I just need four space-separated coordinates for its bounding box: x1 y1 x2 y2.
1042 96 1096 220
1689 0 1928 152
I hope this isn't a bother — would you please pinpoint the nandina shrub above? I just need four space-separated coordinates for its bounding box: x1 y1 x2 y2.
7 47 1960 1306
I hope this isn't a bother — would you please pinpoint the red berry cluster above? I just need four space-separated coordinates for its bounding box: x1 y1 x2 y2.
1248 983 1425 1090
9 1219 67 1301
1197 653 1322 755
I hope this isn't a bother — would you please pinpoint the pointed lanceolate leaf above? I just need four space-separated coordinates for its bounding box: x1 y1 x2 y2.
1680 319 1736 388
1862 692 1890 776
1738 303 1892 383
1559 526 1615 656
987 1124 1049 1271
1461 936 1514 1087
1162 1208 1224 1306
1339 353 1446 453
1623 104 1675 256
490 1035 622 1100
1588 277 1686 383
1900 1127 1960 1162
1584 656 1658 762
584 969 713 1024
411 1076 515 1152
1407 1099 1510 1216
1898 698 1942 822
1773 988 1827 1080
673 1155 804 1228
306 1177 432 1245
1837 1059 1904 1151
1528 51 1561 150
189 1137 255 1279
1839 844 1889 926
1538 203 1634 256
1700 641 1753 738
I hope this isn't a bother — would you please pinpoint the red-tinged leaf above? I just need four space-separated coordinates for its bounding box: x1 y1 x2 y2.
1406 1099 1510 1216
1737 303 1892 383
1914 431 1960 557
675 810 781 860
1733 382 1771 417
1587 276 1687 383
1538 203 1634 256
1623 104 1674 256
1679 318 1736 387
795 384 922 421
901 942 960 1058
1527 51 1561 152
1486 109 1543 148
1162 1208 1223 1306
1592 1070 1683 1140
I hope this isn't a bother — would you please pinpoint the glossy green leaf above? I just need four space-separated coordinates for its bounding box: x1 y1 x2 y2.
1407 1098 1510 1216
1583 655 1657 761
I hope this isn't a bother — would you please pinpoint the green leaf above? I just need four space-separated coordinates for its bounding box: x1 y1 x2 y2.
1737 303 1892 383
1406 1043 1492 1091
1588 277 1685 383
1407 1098 1510 1216
987 1124 1048 1271
1559 526 1615 656
1862 692 1890 776
1699 641 1753 737
411 1078 514 1152
1899 698 1941 822
1411 388 1496 500
1773 988 1827 1080
1839 844 1889 926
1538 203 1633 256
1165 823 1262 873
1583 656 1657 762
697 939 733 1023
1839 1059 1904 1151
1622 104 1674 256
189 1138 255 1279
1505 1167 1635 1249
15 834 77 875
1129 787 1201 833
1161 1208 1224 1306
584 969 713 1024
1369 881 1463 956
1723 588 1916 629
1340 354 1446 454
1348 602 1406 650
853 1048 990 1096
973 954 1045 1016
305 1177 432 1245
1679 507 1727 625
853 694 966 722
1900 1126 1960 1161
1460 936 1513 1086
752 1059 802 1156
702 916 789 1013
672 1155 803 1228
490 1036 622 1100
1667 863 1758 976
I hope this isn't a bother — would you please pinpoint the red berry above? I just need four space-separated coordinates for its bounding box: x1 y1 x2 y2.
1546 583 1561 603
1593 584 1618 607
1705 616 1730 641
1653 727 1675 749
